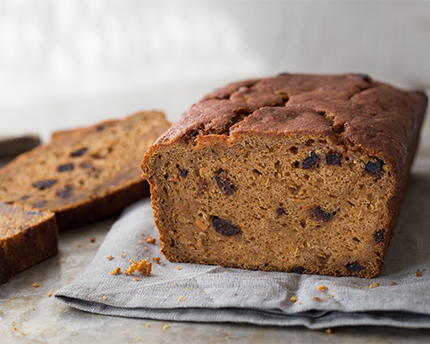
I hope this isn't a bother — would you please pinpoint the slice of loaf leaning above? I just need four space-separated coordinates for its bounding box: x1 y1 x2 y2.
0 111 171 231
0 201 58 284
142 74 428 278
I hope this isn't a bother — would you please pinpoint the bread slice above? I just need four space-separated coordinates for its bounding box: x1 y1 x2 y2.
142 74 428 278
0 201 58 284
0 111 171 230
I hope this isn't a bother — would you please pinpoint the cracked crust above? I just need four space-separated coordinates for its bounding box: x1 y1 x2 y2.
142 73 427 278
153 73 426 179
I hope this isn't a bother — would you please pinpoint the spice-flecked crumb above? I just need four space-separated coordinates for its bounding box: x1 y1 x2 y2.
313 297 322 301
416 269 422 277
145 234 156 244
110 267 121 275
125 259 152 276
151 256 161 264
33 283 39 288
318 285 328 293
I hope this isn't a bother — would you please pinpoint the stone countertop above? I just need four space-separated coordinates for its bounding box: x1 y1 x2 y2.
1 99 430 344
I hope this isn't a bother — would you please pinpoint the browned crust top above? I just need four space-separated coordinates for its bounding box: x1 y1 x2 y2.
150 73 427 179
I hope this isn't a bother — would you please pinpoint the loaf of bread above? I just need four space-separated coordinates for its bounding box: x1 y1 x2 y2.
0 111 171 230
0 201 58 284
142 73 428 278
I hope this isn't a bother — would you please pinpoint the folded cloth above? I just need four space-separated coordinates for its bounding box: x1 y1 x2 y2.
56 171 430 329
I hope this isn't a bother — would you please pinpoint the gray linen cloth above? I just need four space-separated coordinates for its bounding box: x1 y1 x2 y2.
56 169 430 329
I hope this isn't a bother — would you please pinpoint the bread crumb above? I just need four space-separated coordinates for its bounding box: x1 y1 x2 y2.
103 296 107 300
32 307 35 311
332 282 335 285
326 329 332 334
373 282 380 287
137 337 140 341
90 237 96 243
318 285 328 293
176 265 180 270
297 301 301 305
47 293 52 297
313 297 322 301
151 257 161 264
33 283 39 288
77 243 81 247
146 323 150 328
177 296 184 303
228 331 232 335
145 235 156 244
391 282 397 286
290 295 297 302
323 299 327 302
416 269 422 277
125 259 152 276
163 324 169 331
189 288 192 291
56 262 59 266
110 267 121 275
120 251 124 258
174 282 176 285
224 271 228 273
134 278 140 281
107 255 113 260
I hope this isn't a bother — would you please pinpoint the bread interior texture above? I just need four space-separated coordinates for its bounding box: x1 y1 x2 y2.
146 132 396 278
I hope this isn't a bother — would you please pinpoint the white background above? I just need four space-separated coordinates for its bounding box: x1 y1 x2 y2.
1 0 429 142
